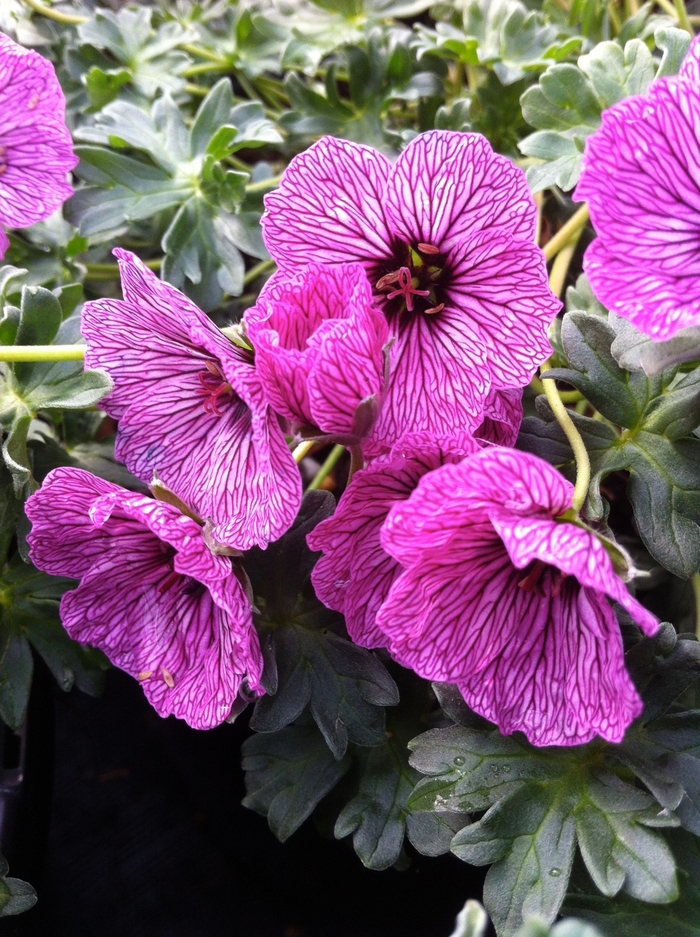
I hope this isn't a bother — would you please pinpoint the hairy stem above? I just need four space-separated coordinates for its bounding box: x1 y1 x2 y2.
541 362 591 514
22 0 86 25
542 203 589 262
0 345 86 362
693 573 700 640
347 445 364 486
243 259 275 287
245 174 283 194
307 444 345 491
674 0 693 32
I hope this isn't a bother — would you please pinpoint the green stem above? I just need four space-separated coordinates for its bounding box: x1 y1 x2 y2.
22 0 86 25
542 203 590 262
185 83 209 98
183 62 227 78
242 259 275 287
541 361 591 514
693 573 700 640
245 174 284 195
608 0 623 33
0 345 86 362
656 0 678 16
180 43 227 65
673 0 693 32
84 258 161 280
307 444 345 491
292 441 315 463
549 241 577 300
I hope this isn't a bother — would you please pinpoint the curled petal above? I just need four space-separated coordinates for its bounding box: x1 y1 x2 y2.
476 388 523 447
83 250 301 550
381 448 574 568
309 432 478 647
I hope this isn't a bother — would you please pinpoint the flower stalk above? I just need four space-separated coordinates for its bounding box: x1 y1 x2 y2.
308 444 345 491
0 345 86 362
542 203 590 261
22 0 86 25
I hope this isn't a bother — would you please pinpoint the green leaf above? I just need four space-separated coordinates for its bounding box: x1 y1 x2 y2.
448 900 489 937
408 722 679 934
77 7 193 99
84 66 131 111
245 492 398 758
0 854 37 917
0 630 32 730
523 309 700 578
655 26 692 78
611 316 700 377
564 830 700 936
334 736 418 869
242 723 352 841
519 33 667 192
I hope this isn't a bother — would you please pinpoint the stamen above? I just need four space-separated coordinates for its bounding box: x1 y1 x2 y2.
137 670 152 681
376 271 401 291
27 93 39 110
197 360 233 417
552 571 569 597
161 667 175 689
418 242 441 256
424 303 445 315
518 560 547 593
386 267 430 312
158 569 180 595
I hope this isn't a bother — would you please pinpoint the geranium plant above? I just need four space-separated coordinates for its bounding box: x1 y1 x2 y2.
1 0 700 933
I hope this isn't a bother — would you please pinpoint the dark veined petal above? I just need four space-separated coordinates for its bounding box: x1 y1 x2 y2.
680 34 700 82
380 448 574 568
370 307 489 449
446 232 559 390
308 432 478 647
475 388 523 447
385 131 537 252
457 577 643 746
0 33 76 230
575 80 700 339
262 136 394 270
26 468 262 730
82 250 301 550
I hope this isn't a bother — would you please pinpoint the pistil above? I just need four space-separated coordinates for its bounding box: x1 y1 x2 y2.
383 266 430 312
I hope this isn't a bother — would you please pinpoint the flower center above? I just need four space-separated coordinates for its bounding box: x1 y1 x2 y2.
375 242 446 318
0 146 7 177
517 560 569 597
197 360 233 416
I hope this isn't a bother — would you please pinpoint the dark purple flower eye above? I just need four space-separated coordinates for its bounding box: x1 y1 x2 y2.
261 130 561 449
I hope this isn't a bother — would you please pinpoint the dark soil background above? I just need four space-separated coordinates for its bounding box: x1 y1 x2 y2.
0 662 485 937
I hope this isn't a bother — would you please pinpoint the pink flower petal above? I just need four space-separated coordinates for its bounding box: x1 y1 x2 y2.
385 131 537 251
575 79 700 339
262 136 394 270
458 580 643 746
0 33 77 229
0 227 9 260
447 232 559 389
679 34 700 83
381 448 574 568
27 467 262 730
83 250 301 550
308 432 478 647
490 512 659 636
370 307 489 448
475 388 523 447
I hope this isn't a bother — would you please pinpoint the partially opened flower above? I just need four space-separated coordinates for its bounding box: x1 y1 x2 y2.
375 448 658 747
244 262 389 445
307 432 480 648
262 131 559 446
82 249 301 552
0 32 77 259
26 467 263 730
575 36 700 340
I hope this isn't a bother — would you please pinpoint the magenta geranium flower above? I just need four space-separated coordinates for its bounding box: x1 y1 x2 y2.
26 467 263 730
575 37 700 340
82 249 301 552
0 32 77 258
244 263 389 445
262 131 559 446
373 448 658 747
307 432 480 648
475 388 523 447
